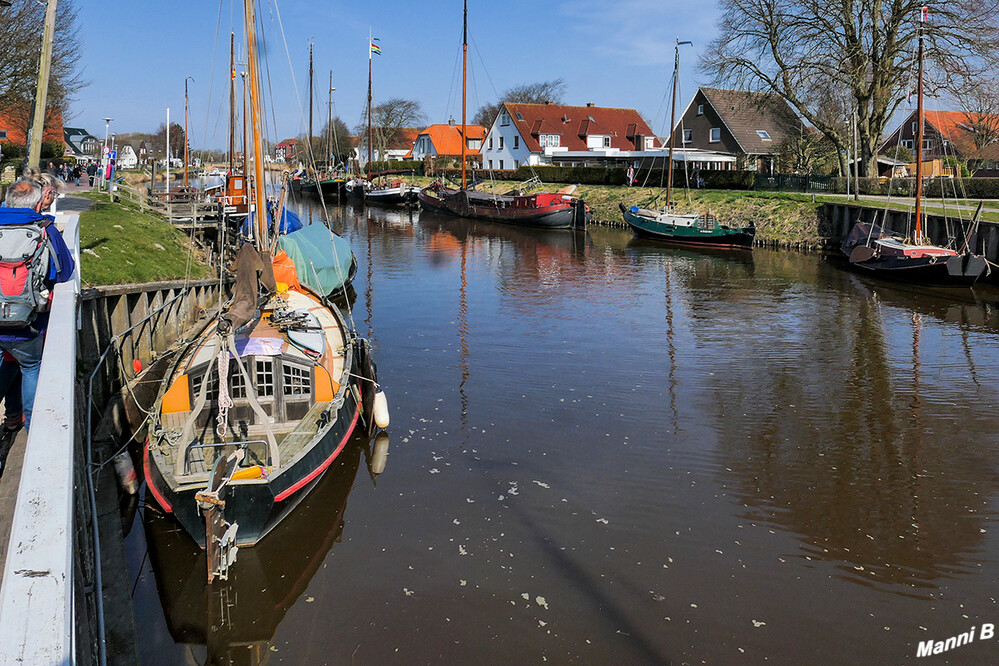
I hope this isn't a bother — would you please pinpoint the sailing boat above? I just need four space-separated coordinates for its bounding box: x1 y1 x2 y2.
144 0 388 578
841 9 987 286
620 40 755 248
417 1 588 228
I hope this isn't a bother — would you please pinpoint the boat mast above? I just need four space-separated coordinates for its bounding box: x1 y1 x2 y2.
666 40 691 209
368 28 373 177
244 0 268 248
308 40 314 165
241 71 248 175
914 8 926 243
461 0 467 190
184 76 191 188
328 70 334 169
229 32 235 175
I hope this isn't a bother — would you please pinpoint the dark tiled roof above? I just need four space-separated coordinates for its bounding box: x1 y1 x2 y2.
698 88 804 153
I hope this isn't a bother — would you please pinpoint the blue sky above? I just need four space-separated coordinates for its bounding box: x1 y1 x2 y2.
71 0 719 148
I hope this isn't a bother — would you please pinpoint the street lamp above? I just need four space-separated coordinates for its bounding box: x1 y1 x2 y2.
101 117 113 190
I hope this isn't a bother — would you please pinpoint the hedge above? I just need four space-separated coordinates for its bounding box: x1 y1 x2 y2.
433 165 755 190
368 160 423 175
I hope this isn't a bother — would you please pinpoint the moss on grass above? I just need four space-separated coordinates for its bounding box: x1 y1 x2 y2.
78 191 213 287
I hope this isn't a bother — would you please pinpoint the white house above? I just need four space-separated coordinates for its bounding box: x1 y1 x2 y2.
117 145 138 169
405 121 486 162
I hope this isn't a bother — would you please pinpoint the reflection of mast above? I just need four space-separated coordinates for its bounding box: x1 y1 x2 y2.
910 312 922 431
664 262 679 433
458 241 470 437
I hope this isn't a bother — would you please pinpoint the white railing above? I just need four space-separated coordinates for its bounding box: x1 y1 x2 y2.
0 213 81 665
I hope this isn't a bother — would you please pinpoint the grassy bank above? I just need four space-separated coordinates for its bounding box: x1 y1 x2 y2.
78 191 213 287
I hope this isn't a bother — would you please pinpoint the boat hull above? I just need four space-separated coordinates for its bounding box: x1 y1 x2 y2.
841 222 987 287
418 186 577 229
621 204 755 249
365 186 419 206
144 387 361 548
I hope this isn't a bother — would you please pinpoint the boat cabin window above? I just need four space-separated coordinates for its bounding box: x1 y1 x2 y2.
256 359 275 397
283 363 312 396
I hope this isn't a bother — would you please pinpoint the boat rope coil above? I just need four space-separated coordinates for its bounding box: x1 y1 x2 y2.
216 347 234 437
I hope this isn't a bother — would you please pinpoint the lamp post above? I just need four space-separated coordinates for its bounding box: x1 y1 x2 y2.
101 117 113 190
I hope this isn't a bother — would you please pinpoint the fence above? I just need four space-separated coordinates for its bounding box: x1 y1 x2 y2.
755 173 836 193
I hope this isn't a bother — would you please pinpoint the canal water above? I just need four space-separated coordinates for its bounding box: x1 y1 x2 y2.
128 200 999 664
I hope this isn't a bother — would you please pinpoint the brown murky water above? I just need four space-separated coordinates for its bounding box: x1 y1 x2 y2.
129 201 999 664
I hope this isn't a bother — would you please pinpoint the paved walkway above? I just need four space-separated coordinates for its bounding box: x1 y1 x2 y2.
0 427 28 585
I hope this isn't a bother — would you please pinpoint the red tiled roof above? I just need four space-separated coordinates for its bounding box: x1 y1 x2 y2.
404 123 487 158
275 138 299 149
502 103 660 153
924 110 994 155
0 105 65 145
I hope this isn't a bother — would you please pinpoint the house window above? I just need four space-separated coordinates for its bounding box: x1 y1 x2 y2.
501 112 510 126
515 160 520 169
488 160 493 168
516 112 524 121
757 130 772 140
514 136 519 149
709 128 721 143
645 137 654 149
923 139 932 150
901 139 913 150
255 359 274 397
499 136 504 149
697 104 704 115
539 134 560 148
488 137 493 150
283 363 311 396
603 136 611 147
468 138 482 150
499 160 504 169
683 129 692 143
911 121 917 133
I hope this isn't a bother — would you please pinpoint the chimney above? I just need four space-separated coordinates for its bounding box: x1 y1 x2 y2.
545 100 553 105
586 102 595 107
449 115 455 126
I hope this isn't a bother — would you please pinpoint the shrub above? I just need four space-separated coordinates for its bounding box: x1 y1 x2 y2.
368 160 423 175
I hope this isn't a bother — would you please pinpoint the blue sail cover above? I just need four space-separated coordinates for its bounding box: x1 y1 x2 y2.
277 223 354 295
243 206 304 237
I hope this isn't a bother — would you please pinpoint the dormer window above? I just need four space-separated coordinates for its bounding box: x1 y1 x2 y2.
539 134 560 148
603 136 611 147
757 130 772 141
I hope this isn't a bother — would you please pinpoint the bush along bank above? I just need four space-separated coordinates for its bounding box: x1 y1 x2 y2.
572 185 826 250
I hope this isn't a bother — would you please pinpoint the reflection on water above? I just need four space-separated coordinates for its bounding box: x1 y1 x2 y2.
131 202 999 664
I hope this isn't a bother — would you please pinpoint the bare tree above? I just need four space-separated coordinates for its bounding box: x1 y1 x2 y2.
0 0 85 141
952 72 999 149
356 98 427 162
472 78 567 128
701 0 999 176
153 122 186 160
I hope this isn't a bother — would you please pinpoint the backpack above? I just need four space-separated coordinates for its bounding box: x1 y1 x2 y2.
0 221 59 328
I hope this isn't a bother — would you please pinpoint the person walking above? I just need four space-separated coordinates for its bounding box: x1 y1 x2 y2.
87 161 97 186
0 178 75 430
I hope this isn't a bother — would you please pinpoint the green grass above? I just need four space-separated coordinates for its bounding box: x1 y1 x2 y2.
78 191 214 287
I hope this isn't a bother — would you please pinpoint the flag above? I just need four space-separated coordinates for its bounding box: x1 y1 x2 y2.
371 38 381 56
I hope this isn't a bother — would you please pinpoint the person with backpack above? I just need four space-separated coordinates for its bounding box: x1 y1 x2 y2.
0 178 75 430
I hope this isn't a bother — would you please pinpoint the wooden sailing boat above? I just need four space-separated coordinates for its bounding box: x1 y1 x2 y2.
144 0 388 579
417 1 588 228
620 39 754 249
841 9 987 286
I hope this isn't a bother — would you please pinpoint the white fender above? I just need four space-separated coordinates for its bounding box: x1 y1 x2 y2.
373 388 390 429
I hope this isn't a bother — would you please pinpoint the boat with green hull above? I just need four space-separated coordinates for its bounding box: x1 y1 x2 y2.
621 204 755 249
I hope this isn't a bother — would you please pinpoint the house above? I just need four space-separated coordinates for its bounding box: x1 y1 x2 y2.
406 120 486 163
63 127 101 161
879 109 993 164
117 145 138 169
482 102 669 169
274 138 299 162
1 105 65 150
353 128 420 164
967 142 999 176
668 87 806 173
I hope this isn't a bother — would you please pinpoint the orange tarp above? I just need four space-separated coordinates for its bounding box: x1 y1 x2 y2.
271 250 302 292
